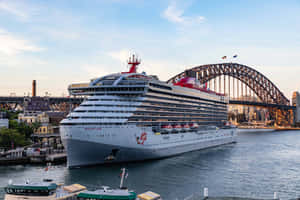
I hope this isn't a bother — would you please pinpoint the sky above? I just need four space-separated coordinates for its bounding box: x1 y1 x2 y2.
0 0 299 99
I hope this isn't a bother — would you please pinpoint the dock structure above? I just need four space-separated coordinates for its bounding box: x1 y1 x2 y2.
0 152 66 165
46 153 67 163
183 188 282 200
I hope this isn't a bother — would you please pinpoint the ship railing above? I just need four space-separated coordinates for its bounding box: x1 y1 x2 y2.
69 90 146 96
68 83 89 89
118 81 147 85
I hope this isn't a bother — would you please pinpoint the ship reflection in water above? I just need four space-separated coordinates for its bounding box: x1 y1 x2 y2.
1 130 300 199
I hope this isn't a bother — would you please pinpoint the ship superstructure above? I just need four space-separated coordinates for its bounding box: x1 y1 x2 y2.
60 55 237 168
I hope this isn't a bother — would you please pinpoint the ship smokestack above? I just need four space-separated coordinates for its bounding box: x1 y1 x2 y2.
32 80 36 97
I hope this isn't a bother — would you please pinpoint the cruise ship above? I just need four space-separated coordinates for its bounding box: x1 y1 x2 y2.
60 55 237 168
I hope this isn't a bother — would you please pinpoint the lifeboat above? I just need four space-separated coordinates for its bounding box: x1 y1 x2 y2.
161 124 173 132
190 123 199 129
183 124 190 130
173 124 182 131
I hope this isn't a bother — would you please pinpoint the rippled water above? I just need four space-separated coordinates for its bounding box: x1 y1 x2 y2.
1 130 300 200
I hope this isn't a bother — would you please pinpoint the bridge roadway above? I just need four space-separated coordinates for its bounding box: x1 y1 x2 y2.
0 96 295 110
229 100 295 110
0 96 83 104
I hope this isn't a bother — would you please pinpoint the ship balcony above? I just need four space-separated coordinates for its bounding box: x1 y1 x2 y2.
69 85 148 96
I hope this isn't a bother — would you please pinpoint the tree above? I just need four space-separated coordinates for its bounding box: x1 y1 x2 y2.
0 128 30 150
9 120 34 139
9 120 19 129
17 122 34 139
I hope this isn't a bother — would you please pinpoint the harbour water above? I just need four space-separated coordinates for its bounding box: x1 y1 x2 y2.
0 130 300 200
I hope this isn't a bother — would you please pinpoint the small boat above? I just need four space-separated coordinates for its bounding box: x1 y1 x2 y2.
173 124 182 131
138 191 161 200
182 124 190 131
4 179 86 200
77 168 161 200
161 124 172 132
190 123 199 129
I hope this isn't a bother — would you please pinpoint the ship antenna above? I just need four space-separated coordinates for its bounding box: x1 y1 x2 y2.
127 54 141 73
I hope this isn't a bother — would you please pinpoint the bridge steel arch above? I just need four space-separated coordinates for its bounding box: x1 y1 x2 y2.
167 63 289 106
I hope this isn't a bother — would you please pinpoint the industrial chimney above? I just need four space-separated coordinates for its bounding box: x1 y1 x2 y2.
32 80 36 97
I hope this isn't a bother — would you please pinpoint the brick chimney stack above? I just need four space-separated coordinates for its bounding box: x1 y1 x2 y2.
32 80 36 97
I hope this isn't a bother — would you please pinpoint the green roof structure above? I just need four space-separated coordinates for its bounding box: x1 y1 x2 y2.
5 183 57 191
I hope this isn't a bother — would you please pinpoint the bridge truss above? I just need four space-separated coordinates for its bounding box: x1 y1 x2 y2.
168 63 294 126
168 63 289 106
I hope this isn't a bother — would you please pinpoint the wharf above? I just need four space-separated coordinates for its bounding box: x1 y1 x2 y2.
0 153 66 165
203 197 278 200
198 198 279 200
238 126 300 131
185 195 283 200
0 157 29 165
46 153 67 163
184 188 294 200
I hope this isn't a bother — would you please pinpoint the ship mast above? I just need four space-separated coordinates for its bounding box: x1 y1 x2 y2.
127 54 141 73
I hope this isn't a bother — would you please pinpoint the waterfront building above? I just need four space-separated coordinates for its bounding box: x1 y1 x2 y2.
18 106 66 148
19 111 65 134
292 91 300 125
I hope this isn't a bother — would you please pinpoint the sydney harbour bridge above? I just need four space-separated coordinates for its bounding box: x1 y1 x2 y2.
0 63 296 126
168 63 295 126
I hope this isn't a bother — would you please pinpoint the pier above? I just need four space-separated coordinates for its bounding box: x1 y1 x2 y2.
0 151 66 165
184 188 282 200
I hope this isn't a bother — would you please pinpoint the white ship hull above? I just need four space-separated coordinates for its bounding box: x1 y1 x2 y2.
61 63 237 168
60 125 237 168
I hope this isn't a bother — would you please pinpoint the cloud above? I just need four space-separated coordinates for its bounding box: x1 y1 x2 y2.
81 64 115 79
0 54 47 69
163 3 185 23
0 29 44 55
162 2 205 25
107 49 132 63
142 58 186 81
37 28 81 40
0 0 38 21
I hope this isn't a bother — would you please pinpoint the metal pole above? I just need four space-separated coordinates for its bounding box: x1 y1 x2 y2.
120 168 125 188
245 85 248 97
233 77 235 99
214 78 216 92
237 79 239 99
241 81 243 99
228 76 230 99
219 76 221 93
224 75 226 95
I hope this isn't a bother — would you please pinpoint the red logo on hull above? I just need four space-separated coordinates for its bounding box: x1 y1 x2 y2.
137 132 147 145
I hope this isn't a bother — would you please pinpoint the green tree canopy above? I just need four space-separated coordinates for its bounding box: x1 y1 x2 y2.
9 120 34 139
0 128 30 150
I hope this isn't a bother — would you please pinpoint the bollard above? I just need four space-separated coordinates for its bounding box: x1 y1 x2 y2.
204 187 208 198
273 192 278 199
